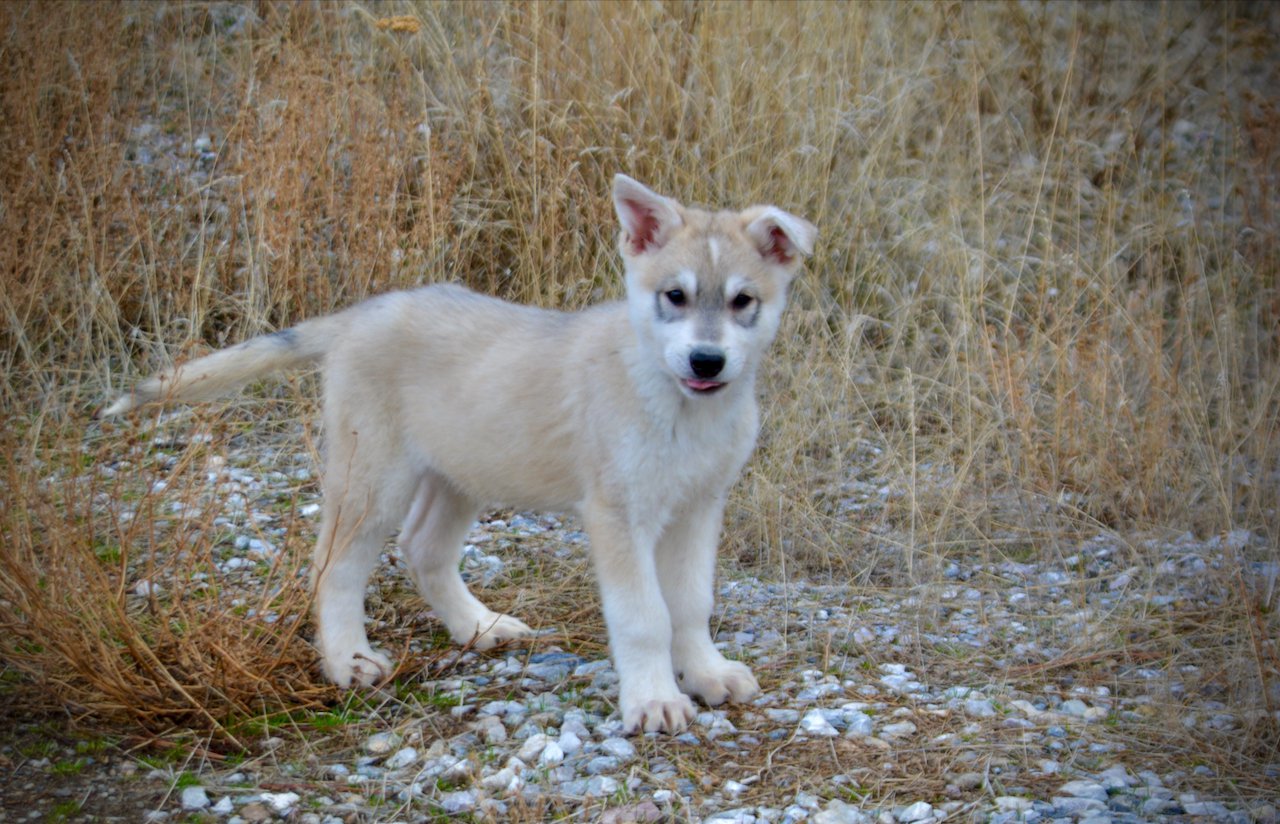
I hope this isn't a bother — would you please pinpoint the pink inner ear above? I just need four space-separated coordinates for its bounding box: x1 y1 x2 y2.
763 225 794 265
623 199 661 254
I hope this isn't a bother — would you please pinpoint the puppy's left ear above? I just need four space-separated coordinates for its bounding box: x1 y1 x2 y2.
743 206 817 270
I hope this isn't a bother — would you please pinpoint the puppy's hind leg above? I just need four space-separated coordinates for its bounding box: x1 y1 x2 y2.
313 511 400 686
312 439 415 687
400 474 534 650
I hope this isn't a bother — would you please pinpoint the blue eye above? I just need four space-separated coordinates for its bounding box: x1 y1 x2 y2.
665 289 687 306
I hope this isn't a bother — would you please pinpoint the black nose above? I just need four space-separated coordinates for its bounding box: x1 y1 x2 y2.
689 348 726 379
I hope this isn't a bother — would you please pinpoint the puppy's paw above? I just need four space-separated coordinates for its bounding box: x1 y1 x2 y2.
677 658 760 706
322 645 394 688
621 693 697 735
460 612 535 650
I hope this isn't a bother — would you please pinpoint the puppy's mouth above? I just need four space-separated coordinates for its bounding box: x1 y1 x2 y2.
682 378 727 394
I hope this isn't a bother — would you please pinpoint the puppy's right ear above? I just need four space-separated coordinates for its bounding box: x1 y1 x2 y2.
613 174 683 256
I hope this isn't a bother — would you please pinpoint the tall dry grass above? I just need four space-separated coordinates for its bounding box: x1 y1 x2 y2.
0 0 1276 768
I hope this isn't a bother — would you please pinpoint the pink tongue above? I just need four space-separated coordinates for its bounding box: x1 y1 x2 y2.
685 379 721 391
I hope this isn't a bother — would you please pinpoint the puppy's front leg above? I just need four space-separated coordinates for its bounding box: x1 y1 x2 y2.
583 499 695 734
658 498 760 707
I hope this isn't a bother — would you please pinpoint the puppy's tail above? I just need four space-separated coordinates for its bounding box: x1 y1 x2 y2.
98 314 346 418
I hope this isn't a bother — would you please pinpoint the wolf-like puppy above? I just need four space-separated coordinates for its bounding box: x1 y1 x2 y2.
102 175 816 733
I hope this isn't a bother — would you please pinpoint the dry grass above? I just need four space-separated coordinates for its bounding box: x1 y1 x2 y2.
1 0 1277 800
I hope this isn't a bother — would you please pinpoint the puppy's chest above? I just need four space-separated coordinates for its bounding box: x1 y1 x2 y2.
619 410 756 502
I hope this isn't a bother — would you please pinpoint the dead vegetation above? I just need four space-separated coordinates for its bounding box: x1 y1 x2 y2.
0 0 1276 809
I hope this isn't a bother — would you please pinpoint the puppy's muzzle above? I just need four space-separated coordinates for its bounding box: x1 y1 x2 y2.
683 347 728 394
689 348 726 379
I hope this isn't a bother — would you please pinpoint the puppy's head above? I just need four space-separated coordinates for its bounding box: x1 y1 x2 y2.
612 174 817 398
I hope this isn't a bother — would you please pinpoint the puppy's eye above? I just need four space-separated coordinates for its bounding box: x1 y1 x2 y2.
731 293 754 310
664 289 687 306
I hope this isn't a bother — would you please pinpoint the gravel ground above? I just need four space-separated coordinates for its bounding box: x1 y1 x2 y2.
3 428 1278 823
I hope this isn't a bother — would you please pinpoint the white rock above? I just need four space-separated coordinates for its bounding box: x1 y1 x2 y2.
765 708 801 724
384 746 418 770
180 786 210 810
697 712 738 739
261 791 300 813
476 715 507 744
1058 698 1090 717
812 799 871 824
561 712 593 740
211 796 233 814
539 742 565 766
600 736 636 761
1009 699 1045 718
994 796 1034 812
1097 764 1134 788
439 755 472 783
879 720 917 739
964 698 997 717
1051 796 1105 815
843 710 874 737
365 731 400 754
440 790 477 813
480 766 523 793
557 729 582 755
1059 779 1108 802
479 699 527 718
800 709 839 737
245 538 276 558
707 809 757 823
896 801 933 822
1109 567 1138 591
517 733 552 763
798 681 844 701
879 673 916 692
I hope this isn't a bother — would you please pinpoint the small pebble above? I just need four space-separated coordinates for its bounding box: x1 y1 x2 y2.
180 786 209 810
384 746 418 770
365 732 399 755
800 709 839 737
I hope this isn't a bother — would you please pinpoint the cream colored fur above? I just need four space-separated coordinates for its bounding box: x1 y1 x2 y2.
103 175 816 733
